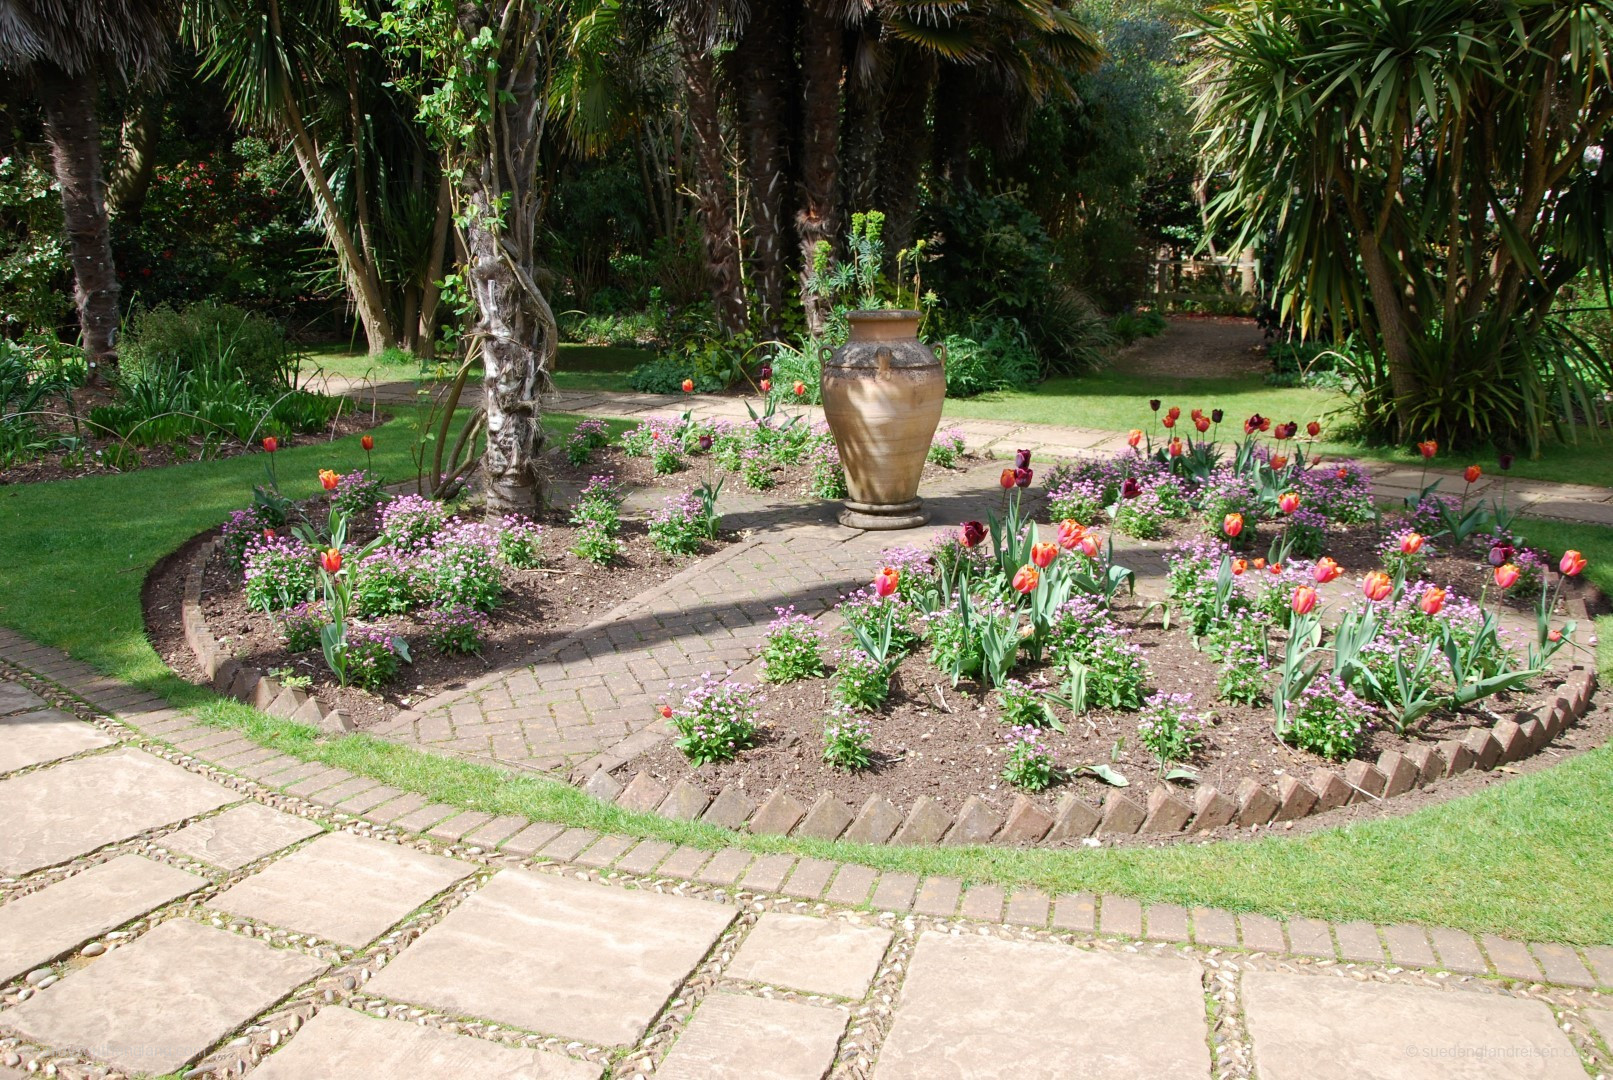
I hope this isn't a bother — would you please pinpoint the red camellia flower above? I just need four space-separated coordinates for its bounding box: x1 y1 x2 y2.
319 469 339 491
960 520 986 548
1419 587 1446 615
1168 437 1183 458
361 434 374 451
1056 519 1085 549
1363 570 1393 602
1313 557 1341 584
1012 564 1040 594
681 378 694 393
1031 541 1058 568
1222 512 1244 538
320 548 342 574
1127 429 1143 448
1161 414 1177 429
1494 563 1521 589
873 566 900 598
1560 549 1587 576
794 381 806 396
1232 558 1248 575
1418 439 1438 458
262 436 278 453
1270 454 1289 469
1400 532 1424 555
1278 491 1300 514
1078 533 1101 558
1290 585 1318 615
999 468 1017 490
1463 464 1481 484
1306 421 1321 437
1194 415 1211 433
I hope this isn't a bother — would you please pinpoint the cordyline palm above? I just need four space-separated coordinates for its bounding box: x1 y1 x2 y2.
0 0 179 382
1193 0 1613 451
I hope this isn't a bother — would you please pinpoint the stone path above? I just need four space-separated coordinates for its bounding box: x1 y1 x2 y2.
2 641 1612 1078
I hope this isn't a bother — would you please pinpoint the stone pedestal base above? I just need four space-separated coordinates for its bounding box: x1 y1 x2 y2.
838 499 929 531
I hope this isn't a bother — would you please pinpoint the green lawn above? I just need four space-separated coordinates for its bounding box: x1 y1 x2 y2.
3 422 1612 942
297 343 652 393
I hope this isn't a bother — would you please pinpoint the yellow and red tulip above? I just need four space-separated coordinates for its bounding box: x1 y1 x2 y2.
1290 585 1318 615
1363 571 1392 602
1030 542 1058 569
1012 564 1040 594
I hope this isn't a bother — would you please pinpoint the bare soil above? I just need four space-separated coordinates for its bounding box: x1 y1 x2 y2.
1111 316 1267 380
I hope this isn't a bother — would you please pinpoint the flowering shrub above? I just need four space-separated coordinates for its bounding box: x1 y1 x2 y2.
332 470 385 517
1294 462 1375 524
343 624 406 690
1069 632 1148 710
1196 470 1261 549
278 601 325 652
759 607 826 683
220 506 276 571
425 520 504 611
244 535 315 612
572 522 623 565
1001 726 1057 791
497 514 544 569
1136 692 1203 766
833 647 890 711
668 675 762 765
1285 675 1376 759
822 707 873 770
353 546 424 617
997 678 1058 729
740 447 774 491
570 473 625 534
567 418 611 465
648 492 707 555
1210 614 1269 704
422 605 489 655
379 495 448 548
1379 529 1434 580
652 441 683 476
1281 506 1328 559
809 440 848 499
926 427 967 468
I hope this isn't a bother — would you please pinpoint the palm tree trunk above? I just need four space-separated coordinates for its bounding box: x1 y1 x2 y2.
797 0 842 336
875 52 934 257
737 0 794 338
108 92 163 219
415 172 453 359
673 20 748 336
38 67 120 384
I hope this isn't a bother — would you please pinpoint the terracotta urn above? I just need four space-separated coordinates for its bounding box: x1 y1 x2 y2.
820 309 946 530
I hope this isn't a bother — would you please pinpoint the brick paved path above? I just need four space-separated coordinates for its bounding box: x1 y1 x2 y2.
1 652 1610 1079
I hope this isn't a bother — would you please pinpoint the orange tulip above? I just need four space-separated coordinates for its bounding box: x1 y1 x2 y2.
1078 533 1101 558
658 704 674 719
1055 519 1085 549
1232 558 1247 575
1012 564 1040 594
1560 549 1587 576
1127 428 1143 448
1312 557 1341 584
1418 587 1446 615
1463 464 1481 484
999 468 1017 490
1222 513 1244 538
320 548 342 574
759 378 772 393
319 469 339 491
1418 439 1438 459
1270 455 1288 470
872 566 900 598
681 378 694 393
1494 563 1520 589
1168 437 1183 458
1252 557 1266 571
1290 585 1318 615
1031 541 1058 568
1400 532 1424 555
793 381 806 396
1549 628 1563 643
262 436 277 453
1278 491 1300 514
1363 571 1393 602
361 434 374 451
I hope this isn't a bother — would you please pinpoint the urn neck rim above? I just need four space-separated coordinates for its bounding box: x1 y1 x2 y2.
846 308 922 341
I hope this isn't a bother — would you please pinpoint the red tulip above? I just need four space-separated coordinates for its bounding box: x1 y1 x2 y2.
1549 628 1563 642
999 469 1017 490
1167 406 1181 421
1278 491 1300 514
1194 415 1211 433
1191 408 1204 421
1313 557 1341 584
1012 564 1040 594
681 378 694 393
1463 464 1481 484
793 381 806 396
361 434 374 451
873 566 900 598
1494 563 1520 589
1400 532 1424 555
1078 533 1101 558
1306 421 1321 437
1149 399 1161 412
1270 455 1288 470
1273 424 1291 441
1056 519 1085 549
759 379 772 393
1488 542 1514 567
319 469 339 491
1560 549 1587 576
1290 585 1318 615
1335 467 1349 480
1418 439 1438 459
262 529 275 540
1363 571 1392 602
960 520 986 548
1162 414 1176 429
1222 513 1244 538
1232 558 1247 575
1030 541 1058 568
1127 428 1143 448
1120 477 1141 499
320 548 342 574
262 436 278 453
1418 587 1446 615
1168 437 1183 458
1269 562 1283 575
1014 448 1032 470
658 704 673 719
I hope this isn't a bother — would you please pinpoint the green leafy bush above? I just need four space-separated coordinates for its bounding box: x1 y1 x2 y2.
940 319 1041 398
121 301 297 391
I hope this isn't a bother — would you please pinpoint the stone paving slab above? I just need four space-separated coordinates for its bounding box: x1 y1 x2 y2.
0 746 237 875
726 913 891 999
249 1005 603 1079
657 993 848 1080
0 709 115 774
211 831 473 947
0 854 205 984
1588 1008 1613 1049
160 802 325 870
873 933 1211 1079
1243 969 1585 1079
0 918 325 1076
367 868 735 1047
0 682 46 715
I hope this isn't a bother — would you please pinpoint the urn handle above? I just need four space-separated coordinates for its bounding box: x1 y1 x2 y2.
874 346 893 380
818 345 833 363
935 342 948 370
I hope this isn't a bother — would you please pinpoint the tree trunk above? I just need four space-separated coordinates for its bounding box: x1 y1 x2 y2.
108 92 163 219
38 67 120 384
796 0 842 337
876 51 934 257
840 73 882 227
736 0 794 339
673 20 748 336
458 0 556 516
414 171 453 359
930 66 974 191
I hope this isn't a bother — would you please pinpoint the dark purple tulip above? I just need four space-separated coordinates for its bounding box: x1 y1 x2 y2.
1014 448 1032 470
1488 543 1514 567
759 365 773 380
698 434 713 451
1211 409 1224 424
960 520 986 548
1498 453 1514 471
1014 467 1033 489
1121 477 1142 499
1149 399 1161 412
